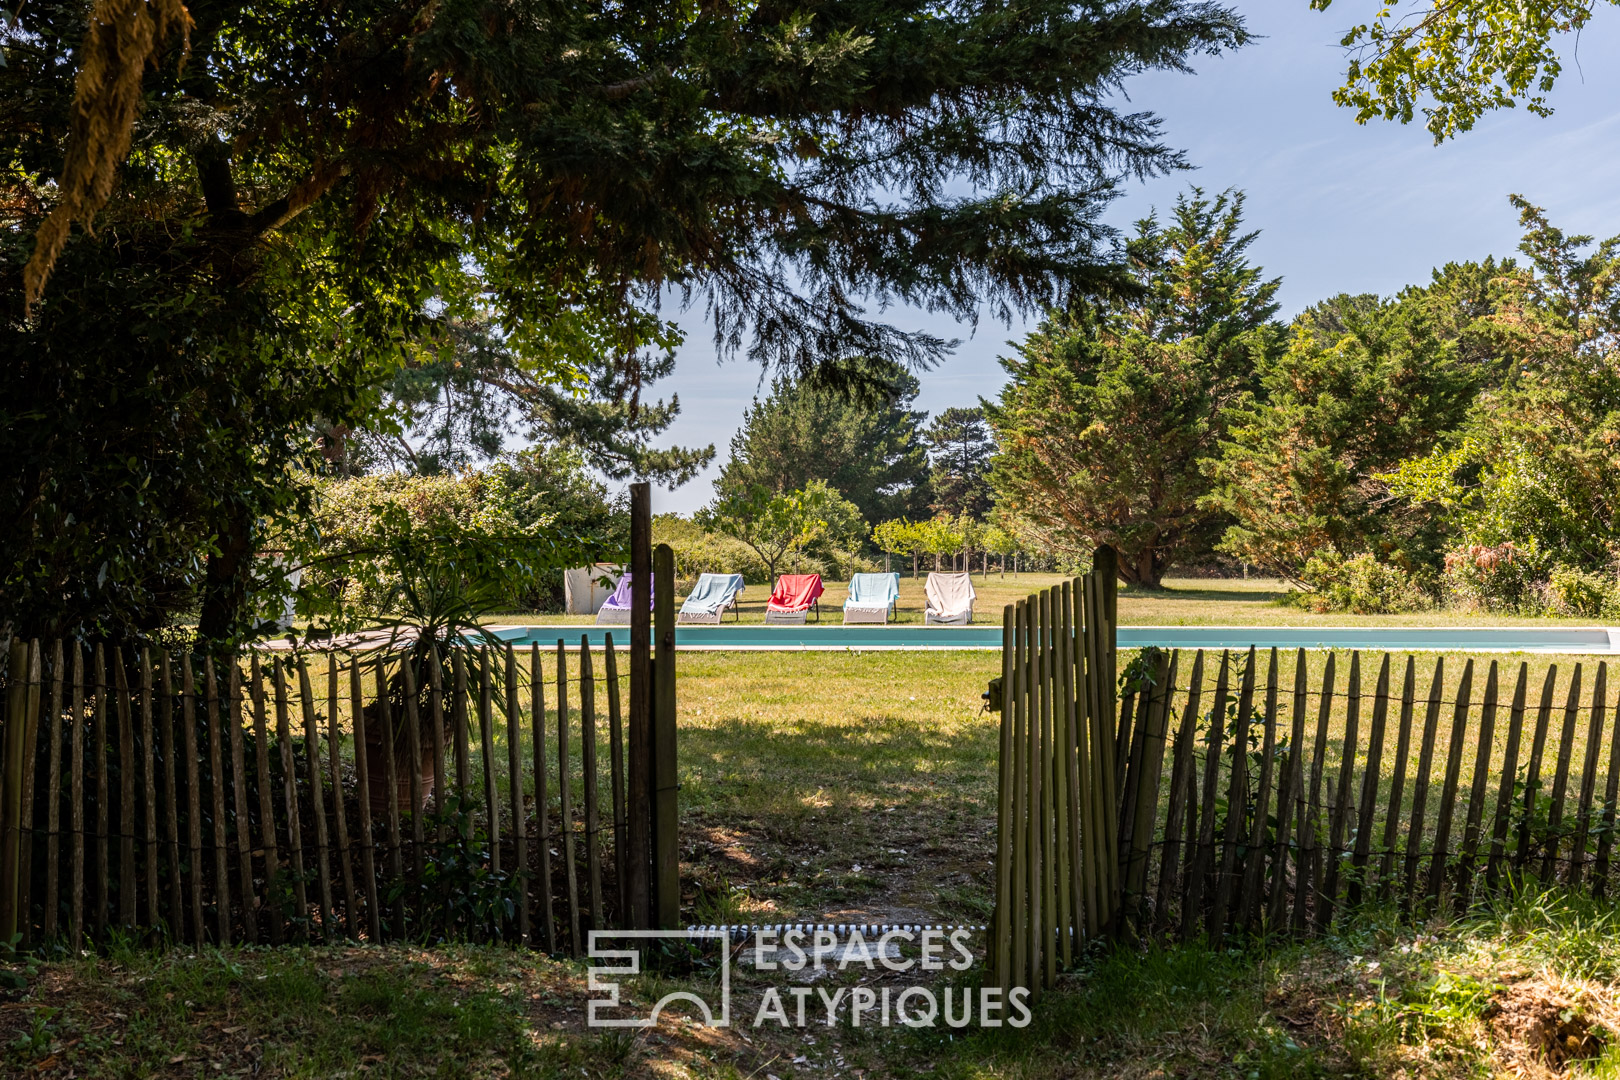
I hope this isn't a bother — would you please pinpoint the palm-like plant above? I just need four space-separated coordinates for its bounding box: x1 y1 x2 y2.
281 487 612 811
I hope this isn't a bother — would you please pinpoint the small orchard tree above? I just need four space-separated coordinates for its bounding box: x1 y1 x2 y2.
956 513 987 575
915 516 964 572
983 524 1019 576
875 518 930 577
696 480 864 581
872 518 911 575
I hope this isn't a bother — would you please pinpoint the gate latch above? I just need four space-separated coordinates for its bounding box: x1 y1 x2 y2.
983 676 1003 713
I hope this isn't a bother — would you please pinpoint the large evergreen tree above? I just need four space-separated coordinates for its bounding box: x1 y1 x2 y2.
985 188 1281 585
1204 271 1504 582
716 360 931 524
345 313 713 483
1 0 1250 642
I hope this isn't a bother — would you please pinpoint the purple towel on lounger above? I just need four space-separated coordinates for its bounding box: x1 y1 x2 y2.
600 572 653 611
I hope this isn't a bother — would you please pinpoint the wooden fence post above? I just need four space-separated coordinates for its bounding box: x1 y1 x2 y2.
1348 654 1391 909
1010 600 1029 985
1184 650 1230 940
1211 647 1257 941
1266 651 1308 927
0 640 32 949
626 482 653 929
653 542 679 930
1159 651 1203 932
1238 648 1278 931
1376 658 1417 902
993 604 1015 990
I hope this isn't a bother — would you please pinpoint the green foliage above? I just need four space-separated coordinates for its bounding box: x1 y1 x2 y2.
873 518 927 577
872 515 984 574
289 459 613 638
987 188 1282 586
349 313 712 485
651 515 772 590
982 523 1022 559
715 359 930 525
1313 0 1619 141
1546 564 1620 618
1439 541 1549 613
1207 270 1501 582
872 519 921 559
1294 551 1432 615
418 797 530 942
915 516 966 568
695 480 867 581
0 228 371 644
1333 969 1500 1072
1381 199 1620 579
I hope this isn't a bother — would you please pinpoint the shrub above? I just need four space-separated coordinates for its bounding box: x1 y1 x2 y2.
1297 551 1431 614
1546 565 1620 619
1442 541 1546 614
653 515 771 590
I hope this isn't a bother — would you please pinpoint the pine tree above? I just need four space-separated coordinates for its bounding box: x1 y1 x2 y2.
1 0 1250 641
716 360 931 525
924 408 995 519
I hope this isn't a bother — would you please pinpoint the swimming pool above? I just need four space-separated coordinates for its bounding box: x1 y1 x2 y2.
489 624 1620 654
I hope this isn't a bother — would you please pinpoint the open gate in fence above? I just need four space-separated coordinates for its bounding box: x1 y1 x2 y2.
0 483 679 953
993 559 1620 995
988 547 1119 994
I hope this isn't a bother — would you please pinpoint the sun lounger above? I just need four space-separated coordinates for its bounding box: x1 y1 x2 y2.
924 571 975 625
843 572 900 624
595 572 652 625
765 573 824 624
678 573 745 624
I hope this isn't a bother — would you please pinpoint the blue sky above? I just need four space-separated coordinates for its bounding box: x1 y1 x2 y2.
646 3 1620 514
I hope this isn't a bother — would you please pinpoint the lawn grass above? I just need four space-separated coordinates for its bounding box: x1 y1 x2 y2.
492 573 1605 628
12 891 1620 1078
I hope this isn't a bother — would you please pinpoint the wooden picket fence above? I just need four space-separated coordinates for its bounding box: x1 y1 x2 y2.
991 554 1620 992
0 633 661 953
1117 646 1620 939
989 550 1118 994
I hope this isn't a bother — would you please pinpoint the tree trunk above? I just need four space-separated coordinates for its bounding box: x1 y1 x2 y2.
198 510 253 643
1120 547 1166 589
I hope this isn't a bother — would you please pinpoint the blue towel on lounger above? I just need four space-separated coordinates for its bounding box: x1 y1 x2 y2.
680 573 744 615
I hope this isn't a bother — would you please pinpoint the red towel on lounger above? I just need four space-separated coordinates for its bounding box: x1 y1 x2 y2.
767 574 824 612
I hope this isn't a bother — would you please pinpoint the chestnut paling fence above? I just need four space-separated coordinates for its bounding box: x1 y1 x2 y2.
0 489 680 955
1118 649 1620 937
0 634 659 953
991 563 1620 990
995 583 1620 994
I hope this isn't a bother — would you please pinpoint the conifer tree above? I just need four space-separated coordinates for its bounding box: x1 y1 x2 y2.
716 360 931 525
924 408 996 519
986 188 1280 586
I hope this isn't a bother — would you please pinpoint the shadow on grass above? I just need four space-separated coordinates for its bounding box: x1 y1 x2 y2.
1121 583 1290 605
